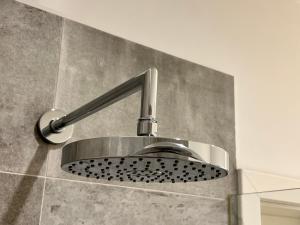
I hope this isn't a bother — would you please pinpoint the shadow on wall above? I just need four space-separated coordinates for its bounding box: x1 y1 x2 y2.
228 195 245 225
0 124 48 225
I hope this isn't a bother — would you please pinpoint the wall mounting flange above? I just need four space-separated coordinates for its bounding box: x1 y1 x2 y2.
38 109 74 144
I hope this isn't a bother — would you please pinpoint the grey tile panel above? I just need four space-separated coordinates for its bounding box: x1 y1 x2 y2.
0 0 62 175
0 172 44 225
40 177 228 225
0 2 237 225
47 19 236 198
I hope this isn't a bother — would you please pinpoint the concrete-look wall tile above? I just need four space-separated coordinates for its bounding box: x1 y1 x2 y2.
46 19 236 199
0 172 44 225
40 178 228 225
0 0 62 175
229 195 239 225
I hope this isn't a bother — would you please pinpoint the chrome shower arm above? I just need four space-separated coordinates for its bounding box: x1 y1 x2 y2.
38 68 158 144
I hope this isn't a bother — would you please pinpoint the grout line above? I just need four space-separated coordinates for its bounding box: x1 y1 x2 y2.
46 176 225 201
36 15 65 225
0 170 46 179
38 177 47 225
52 17 65 109
0 170 225 201
38 144 51 225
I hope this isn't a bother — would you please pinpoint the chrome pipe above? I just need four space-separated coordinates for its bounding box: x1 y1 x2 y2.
49 68 158 137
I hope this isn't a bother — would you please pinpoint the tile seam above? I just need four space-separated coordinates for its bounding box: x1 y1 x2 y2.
38 143 51 225
0 170 46 178
46 176 226 201
38 177 47 225
38 18 65 225
0 170 226 201
52 17 65 109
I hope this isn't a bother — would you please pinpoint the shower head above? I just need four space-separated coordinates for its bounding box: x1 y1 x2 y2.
38 68 230 183
62 137 229 183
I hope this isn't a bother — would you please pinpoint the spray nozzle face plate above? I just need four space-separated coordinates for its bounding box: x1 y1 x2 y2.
62 157 227 183
61 137 229 183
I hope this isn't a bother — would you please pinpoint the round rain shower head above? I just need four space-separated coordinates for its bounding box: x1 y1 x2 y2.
61 137 229 183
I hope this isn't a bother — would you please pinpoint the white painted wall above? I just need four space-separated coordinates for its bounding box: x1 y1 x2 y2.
17 0 300 179
238 170 300 224
239 170 300 194
262 215 300 225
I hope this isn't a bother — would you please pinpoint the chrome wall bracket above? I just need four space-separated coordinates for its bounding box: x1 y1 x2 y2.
38 68 158 144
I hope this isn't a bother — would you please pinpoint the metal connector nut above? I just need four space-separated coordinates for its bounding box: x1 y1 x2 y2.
137 118 158 136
